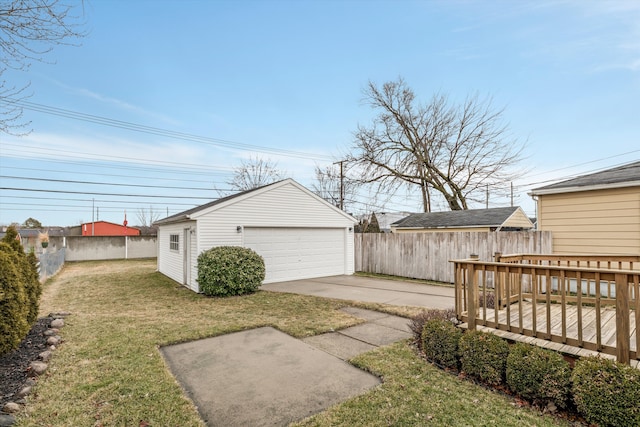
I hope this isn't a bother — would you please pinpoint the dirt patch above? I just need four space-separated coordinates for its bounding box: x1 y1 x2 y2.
0 317 52 407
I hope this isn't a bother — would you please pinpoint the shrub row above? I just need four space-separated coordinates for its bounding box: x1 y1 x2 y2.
413 310 640 426
0 226 42 355
197 246 265 297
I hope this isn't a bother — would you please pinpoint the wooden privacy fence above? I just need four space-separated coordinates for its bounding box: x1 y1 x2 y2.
452 254 640 364
355 232 552 283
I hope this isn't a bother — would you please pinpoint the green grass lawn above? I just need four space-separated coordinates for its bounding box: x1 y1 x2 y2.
18 259 568 426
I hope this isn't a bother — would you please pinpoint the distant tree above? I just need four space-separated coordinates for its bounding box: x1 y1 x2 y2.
1 0 86 134
354 217 368 233
366 212 381 233
22 217 42 228
1 225 23 252
136 206 161 227
311 164 361 211
228 156 286 192
348 78 524 211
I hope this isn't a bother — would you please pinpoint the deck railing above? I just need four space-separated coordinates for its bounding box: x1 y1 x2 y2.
452 254 640 364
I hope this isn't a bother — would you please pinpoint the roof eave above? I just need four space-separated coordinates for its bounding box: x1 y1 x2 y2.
154 214 192 226
529 180 640 196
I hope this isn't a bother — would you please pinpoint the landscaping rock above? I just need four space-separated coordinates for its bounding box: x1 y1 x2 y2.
39 350 52 362
28 361 48 376
0 414 16 426
1 402 20 414
43 328 59 336
16 386 31 398
46 336 61 346
24 378 36 387
50 318 64 329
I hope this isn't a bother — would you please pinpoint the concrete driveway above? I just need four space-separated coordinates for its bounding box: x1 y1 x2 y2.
261 274 455 310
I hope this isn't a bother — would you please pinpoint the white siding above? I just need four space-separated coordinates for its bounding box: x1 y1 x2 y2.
157 221 196 289
157 180 356 291
195 182 355 271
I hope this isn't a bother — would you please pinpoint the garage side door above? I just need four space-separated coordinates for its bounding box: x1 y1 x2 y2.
244 227 345 283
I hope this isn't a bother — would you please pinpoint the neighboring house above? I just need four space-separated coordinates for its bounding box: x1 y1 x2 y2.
154 179 358 292
375 212 413 233
81 221 141 236
530 161 640 255
391 206 534 233
0 227 66 253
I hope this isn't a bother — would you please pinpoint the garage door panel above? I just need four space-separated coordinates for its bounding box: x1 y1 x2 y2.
244 228 345 283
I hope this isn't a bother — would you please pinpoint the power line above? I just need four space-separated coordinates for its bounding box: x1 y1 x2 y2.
0 175 227 192
1 143 236 173
2 99 335 161
1 187 215 199
1 165 224 185
2 194 196 206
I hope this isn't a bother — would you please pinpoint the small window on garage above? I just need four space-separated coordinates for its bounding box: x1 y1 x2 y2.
169 234 179 251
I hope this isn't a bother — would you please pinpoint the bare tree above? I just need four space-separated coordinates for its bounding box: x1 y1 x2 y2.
311 164 361 211
348 78 524 211
136 206 161 227
227 156 286 192
0 0 86 134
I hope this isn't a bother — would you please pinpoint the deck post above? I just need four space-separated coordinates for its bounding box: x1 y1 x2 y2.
494 252 504 307
467 254 479 331
615 273 631 364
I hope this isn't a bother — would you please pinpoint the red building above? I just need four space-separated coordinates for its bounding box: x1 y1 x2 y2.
81 221 140 236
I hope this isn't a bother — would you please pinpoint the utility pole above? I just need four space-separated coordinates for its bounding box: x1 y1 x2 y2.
92 198 95 236
510 182 514 207
485 184 489 209
333 160 345 211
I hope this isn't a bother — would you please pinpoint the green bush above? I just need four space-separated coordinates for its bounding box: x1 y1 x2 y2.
421 318 462 369
506 342 571 408
572 356 640 427
458 330 509 385
0 245 30 354
197 246 265 297
409 308 457 349
25 250 42 324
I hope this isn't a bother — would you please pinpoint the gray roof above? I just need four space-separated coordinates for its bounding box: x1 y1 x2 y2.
531 161 640 194
392 206 523 229
154 180 287 226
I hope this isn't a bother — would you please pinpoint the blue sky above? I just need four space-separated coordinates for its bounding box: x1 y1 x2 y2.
1 0 639 227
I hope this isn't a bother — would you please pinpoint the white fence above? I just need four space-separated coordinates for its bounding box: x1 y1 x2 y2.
355 231 553 283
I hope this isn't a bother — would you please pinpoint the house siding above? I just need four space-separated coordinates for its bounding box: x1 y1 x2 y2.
537 186 640 254
195 183 353 249
503 209 534 228
157 180 356 291
157 221 196 288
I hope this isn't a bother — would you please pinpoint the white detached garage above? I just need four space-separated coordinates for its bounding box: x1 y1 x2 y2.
155 179 357 292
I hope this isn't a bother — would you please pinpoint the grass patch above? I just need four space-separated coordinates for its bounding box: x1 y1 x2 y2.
294 343 566 427
20 260 568 426
22 260 360 426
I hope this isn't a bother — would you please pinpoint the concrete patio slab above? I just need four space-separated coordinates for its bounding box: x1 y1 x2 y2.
340 306 390 321
261 275 455 310
338 322 412 347
161 326 381 427
302 332 377 360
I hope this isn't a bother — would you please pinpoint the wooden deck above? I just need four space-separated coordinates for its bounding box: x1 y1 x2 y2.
461 300 638 368
452 254 640 365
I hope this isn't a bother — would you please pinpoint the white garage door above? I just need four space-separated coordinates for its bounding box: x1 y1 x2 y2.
244 227 346 283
